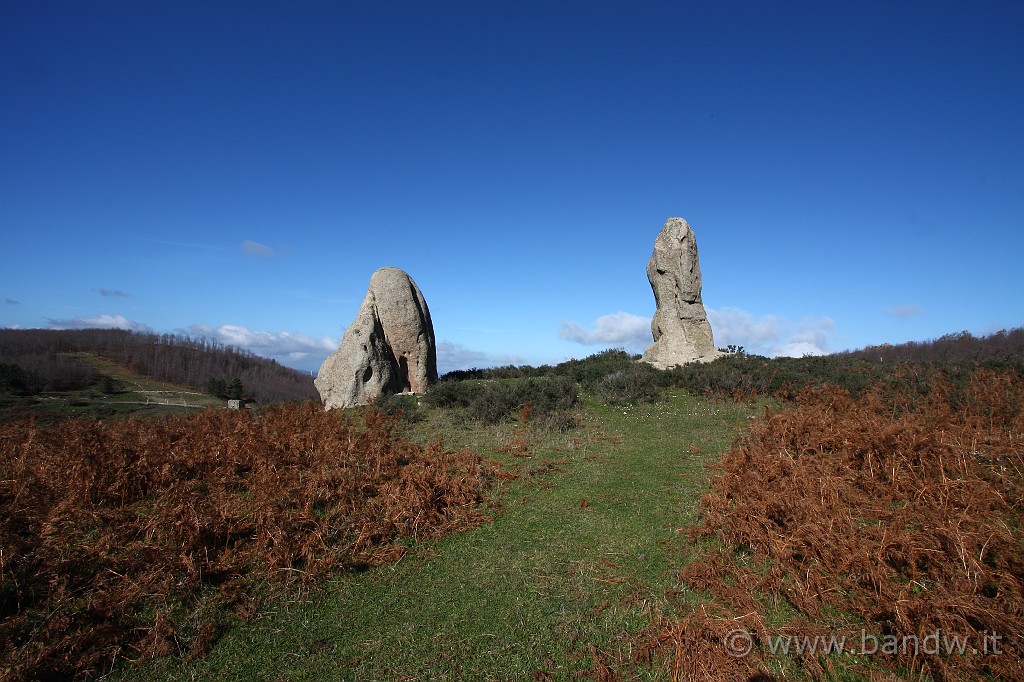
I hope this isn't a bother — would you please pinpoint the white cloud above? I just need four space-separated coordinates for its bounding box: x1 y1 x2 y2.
188 323 337 370
436 340 525 375
708 307 782 348
48 314 152 332
98 288 131 298
780 317 836 357
186 327 522 375
559 307 834 359
559 312 651 349
885 305 922 319
241 240 276 258
437 341 488 372
708 307 835 357
772 340 825 357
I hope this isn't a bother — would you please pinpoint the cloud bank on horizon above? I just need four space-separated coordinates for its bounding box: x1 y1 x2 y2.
47 314 153 333
34 314 336 371
18 303 1016 376
31 301 839 376
29 312 532 375
187 323 335 368
560 308 837 358
559 312 651 350
435 340 526 374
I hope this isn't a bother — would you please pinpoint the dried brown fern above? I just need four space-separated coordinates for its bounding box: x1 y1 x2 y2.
0 403 493 680
639 367 1024 681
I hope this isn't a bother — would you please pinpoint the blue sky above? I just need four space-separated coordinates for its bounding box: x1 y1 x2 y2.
2 1 1022 374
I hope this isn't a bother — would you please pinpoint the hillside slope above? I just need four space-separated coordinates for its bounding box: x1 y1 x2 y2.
0 328 318 404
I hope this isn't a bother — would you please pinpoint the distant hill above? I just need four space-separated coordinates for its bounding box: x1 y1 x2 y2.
0 328 318 403
836 328 1024 364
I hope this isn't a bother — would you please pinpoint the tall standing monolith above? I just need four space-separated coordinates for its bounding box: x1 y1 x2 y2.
641 217 720 368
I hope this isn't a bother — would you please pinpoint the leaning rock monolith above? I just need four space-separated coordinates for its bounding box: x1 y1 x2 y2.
641 217 721 369
315 267 437 409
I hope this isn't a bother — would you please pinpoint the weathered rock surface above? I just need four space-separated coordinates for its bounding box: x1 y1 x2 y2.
316 267 437 409
641 217 721 368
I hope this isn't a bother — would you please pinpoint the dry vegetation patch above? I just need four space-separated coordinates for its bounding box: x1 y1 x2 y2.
634 368 1024 680
0 403 493 680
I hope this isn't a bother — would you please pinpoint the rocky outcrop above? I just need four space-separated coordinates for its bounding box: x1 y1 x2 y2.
641 217 720 368
315 267 437 409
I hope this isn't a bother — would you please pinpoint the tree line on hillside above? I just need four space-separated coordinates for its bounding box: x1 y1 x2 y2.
837 327 1024 364
0 329 318 403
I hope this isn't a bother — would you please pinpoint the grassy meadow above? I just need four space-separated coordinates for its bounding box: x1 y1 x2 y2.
2 336 1022 681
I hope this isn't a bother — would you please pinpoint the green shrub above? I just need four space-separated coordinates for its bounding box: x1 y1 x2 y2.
532 408 578 432
514 376 578 415
97 375 121 395
466 382 516 423
596 363 662 404
424 377 578 424
551 348 636 388
374 393 424 423
0 363 28 395
422 380 486 410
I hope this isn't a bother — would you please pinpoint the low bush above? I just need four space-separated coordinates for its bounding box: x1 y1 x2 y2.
0 364 28 396
374 392 424 423
596 363 662 404
424 376 578 424
515 376 579 416
551 348 636 387
467 382 517 423
662 353 923 401
421 378 486 410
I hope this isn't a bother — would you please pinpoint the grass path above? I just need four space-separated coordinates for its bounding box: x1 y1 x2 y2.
135 394 759 681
